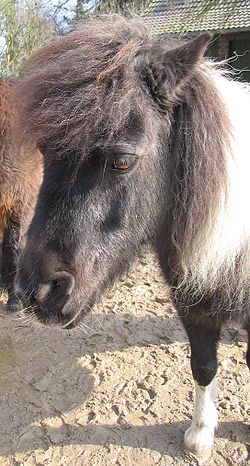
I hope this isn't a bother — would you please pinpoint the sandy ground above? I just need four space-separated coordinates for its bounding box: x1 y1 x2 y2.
0 251 249 466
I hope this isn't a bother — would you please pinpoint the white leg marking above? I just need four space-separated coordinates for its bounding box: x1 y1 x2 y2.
184 379 218 458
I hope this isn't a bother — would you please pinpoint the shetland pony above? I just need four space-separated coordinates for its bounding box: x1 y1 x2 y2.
13 17 250 458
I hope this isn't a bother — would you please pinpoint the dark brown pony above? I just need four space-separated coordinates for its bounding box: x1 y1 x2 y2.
13 16 250 460
0 79 43 305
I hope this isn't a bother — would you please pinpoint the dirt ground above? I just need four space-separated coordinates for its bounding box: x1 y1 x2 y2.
0 251 249 466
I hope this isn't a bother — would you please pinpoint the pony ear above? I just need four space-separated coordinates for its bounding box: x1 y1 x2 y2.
135 32 212 108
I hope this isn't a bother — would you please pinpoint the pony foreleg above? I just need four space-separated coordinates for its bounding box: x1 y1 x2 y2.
180 314 221 459
1 208 22 311
184 379 218 459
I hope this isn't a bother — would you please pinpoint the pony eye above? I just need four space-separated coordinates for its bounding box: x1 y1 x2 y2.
112 159 129 170
111 156 137 173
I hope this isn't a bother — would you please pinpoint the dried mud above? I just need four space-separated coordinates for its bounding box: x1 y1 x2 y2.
0 252 249 465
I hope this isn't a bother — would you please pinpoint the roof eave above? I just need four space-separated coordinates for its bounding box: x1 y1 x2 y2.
154 26 250 35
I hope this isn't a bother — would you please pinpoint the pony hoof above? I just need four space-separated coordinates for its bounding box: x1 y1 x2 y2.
183 443 212 463
184 425 213 463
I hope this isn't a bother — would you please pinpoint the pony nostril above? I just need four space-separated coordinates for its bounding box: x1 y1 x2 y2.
34 271 75 305
15 271 75 306
52 271 75 297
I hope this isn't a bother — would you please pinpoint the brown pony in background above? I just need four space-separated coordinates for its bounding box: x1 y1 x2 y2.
0 79 43 306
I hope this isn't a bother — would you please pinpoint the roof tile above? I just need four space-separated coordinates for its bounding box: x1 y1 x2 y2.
144 0 250 34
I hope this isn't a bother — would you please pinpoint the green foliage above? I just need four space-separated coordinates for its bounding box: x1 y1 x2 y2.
0 0 55 76
72 0 148 21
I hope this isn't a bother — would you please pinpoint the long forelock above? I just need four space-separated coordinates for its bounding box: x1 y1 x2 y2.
16 16 154 159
